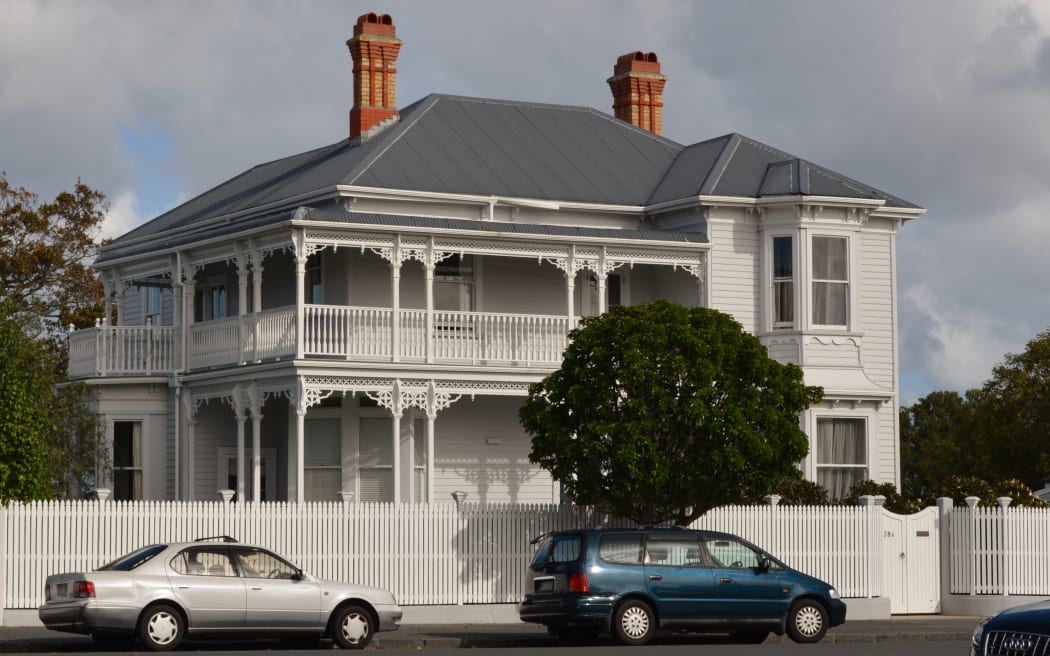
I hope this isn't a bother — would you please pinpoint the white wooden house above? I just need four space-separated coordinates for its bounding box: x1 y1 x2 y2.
69 12 924 505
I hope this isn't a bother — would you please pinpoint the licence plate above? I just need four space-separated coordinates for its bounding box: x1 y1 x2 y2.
535 577 554 593
55 583 68 598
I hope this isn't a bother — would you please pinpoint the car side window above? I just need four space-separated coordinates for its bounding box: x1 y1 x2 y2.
644 534 705 566
704 537 761 569
234 547 299 579
598 533 644 564
170 547 236 576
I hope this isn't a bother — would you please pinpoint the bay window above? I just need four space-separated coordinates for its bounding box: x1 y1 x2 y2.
772 236 794 328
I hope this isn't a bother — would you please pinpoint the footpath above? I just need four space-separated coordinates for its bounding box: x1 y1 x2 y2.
0 615 980 651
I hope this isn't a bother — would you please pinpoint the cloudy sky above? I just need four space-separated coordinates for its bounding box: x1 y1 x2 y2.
4 0 1050 405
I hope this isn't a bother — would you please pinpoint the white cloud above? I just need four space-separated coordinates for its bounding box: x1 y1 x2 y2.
102 191 145 241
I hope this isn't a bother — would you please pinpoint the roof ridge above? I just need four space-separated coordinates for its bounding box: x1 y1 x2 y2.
342 94 444 187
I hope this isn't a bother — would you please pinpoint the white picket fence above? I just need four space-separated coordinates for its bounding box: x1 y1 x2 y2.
1 500 885 610
947 504 1050 595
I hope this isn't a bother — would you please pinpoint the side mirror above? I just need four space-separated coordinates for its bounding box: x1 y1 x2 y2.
292 569 304 581
756 556 771 573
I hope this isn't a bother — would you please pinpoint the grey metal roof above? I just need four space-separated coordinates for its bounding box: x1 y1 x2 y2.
649 133 920 208
101 93 920 260
296 207 708 243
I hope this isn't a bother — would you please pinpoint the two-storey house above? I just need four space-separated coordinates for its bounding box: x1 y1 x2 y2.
69 12 924 505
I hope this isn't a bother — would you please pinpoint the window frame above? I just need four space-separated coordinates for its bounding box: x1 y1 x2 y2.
810 234 851 328
814 416 869 500
770 234 795 330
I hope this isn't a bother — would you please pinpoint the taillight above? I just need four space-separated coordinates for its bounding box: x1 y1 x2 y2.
73 581 95 598
568 572 589 593
44 584 51 602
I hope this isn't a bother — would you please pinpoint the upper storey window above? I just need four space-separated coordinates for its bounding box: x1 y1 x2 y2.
772 236 794 329
811 236 848 327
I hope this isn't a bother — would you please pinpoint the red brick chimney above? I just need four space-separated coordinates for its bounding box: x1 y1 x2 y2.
607 51 667 135
347 12 403 139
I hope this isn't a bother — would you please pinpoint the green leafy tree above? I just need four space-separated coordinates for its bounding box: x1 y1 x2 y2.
0 299 103 502
899 390 983 499
0 173 107 337
977 329 1050 487
520 300 823 526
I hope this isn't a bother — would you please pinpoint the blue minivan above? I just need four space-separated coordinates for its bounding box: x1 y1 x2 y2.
519 527 846 645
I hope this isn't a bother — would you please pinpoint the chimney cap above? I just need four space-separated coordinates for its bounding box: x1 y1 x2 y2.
353 12 396 38
614 51 662 76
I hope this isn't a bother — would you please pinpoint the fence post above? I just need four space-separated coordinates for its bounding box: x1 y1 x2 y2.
936 497 954 607
965 496 979 595
997 496 1011 596
858 495 879 599
451 492 467 605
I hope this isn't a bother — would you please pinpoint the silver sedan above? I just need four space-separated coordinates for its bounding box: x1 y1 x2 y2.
38 537 402 651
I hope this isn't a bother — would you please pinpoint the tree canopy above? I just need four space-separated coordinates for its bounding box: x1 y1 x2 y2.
520 300 823 526
0 173 107 336
0 298 103 502
902 327 1050 500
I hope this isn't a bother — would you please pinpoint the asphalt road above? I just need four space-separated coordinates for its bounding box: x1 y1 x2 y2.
0 615 980 652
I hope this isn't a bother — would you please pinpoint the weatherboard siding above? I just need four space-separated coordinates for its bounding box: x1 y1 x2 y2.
857 230 896 390
707 216 759 331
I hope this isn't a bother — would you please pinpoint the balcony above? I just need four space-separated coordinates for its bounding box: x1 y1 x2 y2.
68 305 570 378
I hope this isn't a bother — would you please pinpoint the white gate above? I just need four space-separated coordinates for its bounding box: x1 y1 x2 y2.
881 506 940 613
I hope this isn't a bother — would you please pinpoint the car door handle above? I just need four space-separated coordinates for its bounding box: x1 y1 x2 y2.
648 575 662 581
720 578 732 584
251 586 263 590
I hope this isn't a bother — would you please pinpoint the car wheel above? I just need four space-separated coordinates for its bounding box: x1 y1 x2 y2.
331 605 374 649
613 599 655 646
732 629 769 644
786 599 828 643
138 604 184 651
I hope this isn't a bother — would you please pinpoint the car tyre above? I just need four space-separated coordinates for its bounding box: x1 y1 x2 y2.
786 599 828 643
331 605 374 649
613 599 655 646
138 604 184 651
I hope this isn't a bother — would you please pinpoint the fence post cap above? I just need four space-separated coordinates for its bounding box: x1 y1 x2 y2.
997 496 1012 509
858 494 876 506
964 496 980 508
95 488 111 502
935 497 954 512
339 490 354 510
763 494 781 507
218 489 235 504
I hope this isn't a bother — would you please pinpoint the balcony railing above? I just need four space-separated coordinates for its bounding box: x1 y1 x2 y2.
69 305 570 378
68 321 179 378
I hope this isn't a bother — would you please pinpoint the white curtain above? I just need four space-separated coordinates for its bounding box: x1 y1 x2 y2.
817 418 866 499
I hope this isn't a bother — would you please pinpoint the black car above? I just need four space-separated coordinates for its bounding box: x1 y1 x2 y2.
971 600 1050 656
519 527 846 646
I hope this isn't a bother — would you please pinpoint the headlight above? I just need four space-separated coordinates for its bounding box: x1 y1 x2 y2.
972 617 990 646
828 588 840 600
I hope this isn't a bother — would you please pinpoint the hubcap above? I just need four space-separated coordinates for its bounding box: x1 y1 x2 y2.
147 612 178 645
621 606 650 638
341 613 369 643
795 606 823 636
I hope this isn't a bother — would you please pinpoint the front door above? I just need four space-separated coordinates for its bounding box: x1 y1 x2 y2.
642 533 718 620
703 536 786 620
168 546 246 630
233 547 324 629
